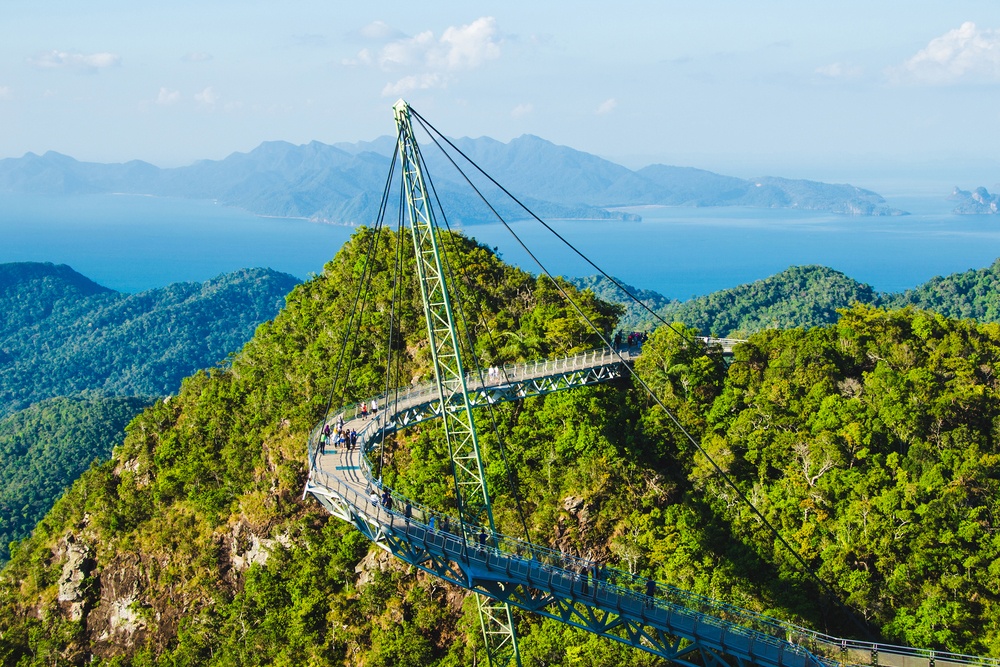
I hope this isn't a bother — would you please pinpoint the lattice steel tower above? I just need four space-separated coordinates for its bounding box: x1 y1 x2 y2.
393 99 521 667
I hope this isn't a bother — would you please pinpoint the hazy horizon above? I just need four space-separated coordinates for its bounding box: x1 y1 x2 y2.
3 2 1000 195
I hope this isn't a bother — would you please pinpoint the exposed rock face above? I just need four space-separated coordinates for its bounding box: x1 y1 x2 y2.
100 593 146 642
562 495 585 513
230 520 280 572
87 555 151 653
354 547 393 587
56 535 93 622
36 512 308 662
951 186 1000 214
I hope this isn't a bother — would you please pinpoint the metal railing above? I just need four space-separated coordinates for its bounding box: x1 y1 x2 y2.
308 428 825 666
305 344 999 667
327 346 637 426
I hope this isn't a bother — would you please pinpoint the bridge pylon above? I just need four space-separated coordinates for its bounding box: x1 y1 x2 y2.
392 98 521 667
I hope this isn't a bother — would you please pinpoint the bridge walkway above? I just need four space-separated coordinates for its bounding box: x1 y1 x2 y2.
305 345 994 667
308 425 826 667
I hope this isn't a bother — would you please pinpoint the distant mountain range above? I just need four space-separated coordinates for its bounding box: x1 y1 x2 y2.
0 135 907 223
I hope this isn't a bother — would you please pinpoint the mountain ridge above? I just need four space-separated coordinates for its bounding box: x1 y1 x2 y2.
579 259 1000 337
0 135 906 223
0 262 300 417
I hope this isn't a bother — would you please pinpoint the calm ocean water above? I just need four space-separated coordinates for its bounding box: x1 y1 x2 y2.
2 192 999 299
0 194 356 292
467 197 1000 299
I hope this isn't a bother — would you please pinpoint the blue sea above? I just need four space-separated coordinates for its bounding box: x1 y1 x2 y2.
2 192 998 299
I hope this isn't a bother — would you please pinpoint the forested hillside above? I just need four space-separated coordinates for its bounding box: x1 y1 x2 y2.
0 395 153 563
0 263 299 417
577 265 877 335
885 258 1000 321
1 229 999 665
0 263 299 570
583 260 1000 338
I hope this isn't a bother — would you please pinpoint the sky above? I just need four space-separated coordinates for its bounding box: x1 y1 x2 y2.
3 1 1000 193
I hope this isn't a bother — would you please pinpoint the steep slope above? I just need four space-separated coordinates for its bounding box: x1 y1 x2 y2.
0 395 152 563
634 307 1000 654
950 186 1000 214
0 262 114 339
0 229 635 665
445 134 663 207
0 263 300 416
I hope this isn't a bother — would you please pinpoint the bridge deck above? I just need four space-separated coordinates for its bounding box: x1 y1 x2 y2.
305 345 995 667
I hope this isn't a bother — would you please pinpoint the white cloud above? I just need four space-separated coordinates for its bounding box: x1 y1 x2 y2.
815 62 864 80
156 87 180 105
342 48 374 67
376 17 502 96
361 20 401 40
379 30 437 70
892 22 1000 84
194 86 219 106
0 86 10 100
182 51 213 63
381 73 444 97
437 17 501 70
29 50 120 71
511 103 533 118
596 98 617 115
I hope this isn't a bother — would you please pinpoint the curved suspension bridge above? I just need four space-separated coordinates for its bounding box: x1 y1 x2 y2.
304 101 998 667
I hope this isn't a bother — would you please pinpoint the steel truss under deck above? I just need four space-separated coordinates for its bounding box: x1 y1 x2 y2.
305 420 826 667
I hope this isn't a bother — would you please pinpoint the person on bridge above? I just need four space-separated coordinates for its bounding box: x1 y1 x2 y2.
381 489 391 508
369 490 379 507
361 402 368 420
404 501 412 524
645 577 656 606
371 398 379 416
349 429 358 451
478 528 487 553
